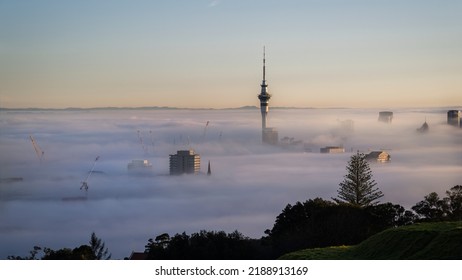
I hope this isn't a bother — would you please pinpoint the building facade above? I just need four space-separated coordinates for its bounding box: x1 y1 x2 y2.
320 146 345 154
447 110 461 128
378 111 393 123
127 159 152 170
169 150 201 175
263 128 279 145
365 151 391 163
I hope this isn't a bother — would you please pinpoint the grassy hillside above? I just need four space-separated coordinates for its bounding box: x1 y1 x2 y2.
279 221 462 260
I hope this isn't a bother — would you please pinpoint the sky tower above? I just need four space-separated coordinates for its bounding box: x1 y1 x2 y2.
258 47 278 145
258 47 271 129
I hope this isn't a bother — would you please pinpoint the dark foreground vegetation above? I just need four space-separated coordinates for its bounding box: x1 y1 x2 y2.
279 221 462 260
8 232 110 260
142 185 461 260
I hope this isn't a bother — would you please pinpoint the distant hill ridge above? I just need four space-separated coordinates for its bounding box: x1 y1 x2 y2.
1 106 459 111
0 106 324 111
279 221 462 260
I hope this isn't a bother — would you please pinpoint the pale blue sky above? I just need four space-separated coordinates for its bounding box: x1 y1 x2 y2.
1 0 461 108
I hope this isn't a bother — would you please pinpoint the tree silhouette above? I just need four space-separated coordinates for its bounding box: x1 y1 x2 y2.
446 185 462 220
89 232 111 260
333 152 383 207
144 230 261 259
412 185 462 221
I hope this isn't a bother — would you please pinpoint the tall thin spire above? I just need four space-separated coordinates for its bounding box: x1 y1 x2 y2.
260 46 268 93
263 46 266 82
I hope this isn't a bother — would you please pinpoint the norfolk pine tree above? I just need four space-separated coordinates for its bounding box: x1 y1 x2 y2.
90 232 111 260
333 152 383 207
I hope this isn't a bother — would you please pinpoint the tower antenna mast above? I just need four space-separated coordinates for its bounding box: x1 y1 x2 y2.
263 46 266 82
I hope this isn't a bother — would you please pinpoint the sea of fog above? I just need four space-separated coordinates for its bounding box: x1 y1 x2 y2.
0 107 461 259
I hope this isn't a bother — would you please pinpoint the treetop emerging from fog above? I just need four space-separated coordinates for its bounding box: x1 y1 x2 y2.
334 152 384 207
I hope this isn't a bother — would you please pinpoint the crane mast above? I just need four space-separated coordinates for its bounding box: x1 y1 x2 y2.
30 135 44 162
80 156 99 191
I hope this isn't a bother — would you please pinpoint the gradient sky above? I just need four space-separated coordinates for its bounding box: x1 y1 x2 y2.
1 0 461 109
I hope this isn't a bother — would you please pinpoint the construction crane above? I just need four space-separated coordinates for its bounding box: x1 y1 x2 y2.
149 130 155 153
202 121 210 142
29 135 44 162
137 130 148 155
80 156 99 191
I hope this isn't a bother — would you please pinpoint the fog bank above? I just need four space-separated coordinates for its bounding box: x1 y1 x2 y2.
1 108 461 258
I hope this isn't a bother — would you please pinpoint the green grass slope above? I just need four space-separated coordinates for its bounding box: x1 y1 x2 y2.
279 221 462 260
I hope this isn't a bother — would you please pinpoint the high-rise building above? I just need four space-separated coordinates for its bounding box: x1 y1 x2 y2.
263 127 279 145
378 111 393 123
169 150 200 175
127 159 153 174
447 110 461 128
258 47 278 144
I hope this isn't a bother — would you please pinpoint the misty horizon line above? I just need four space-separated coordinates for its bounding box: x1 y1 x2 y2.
1 105 461 112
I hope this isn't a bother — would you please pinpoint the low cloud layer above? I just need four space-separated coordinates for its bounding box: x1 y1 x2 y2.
0 108 461 258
